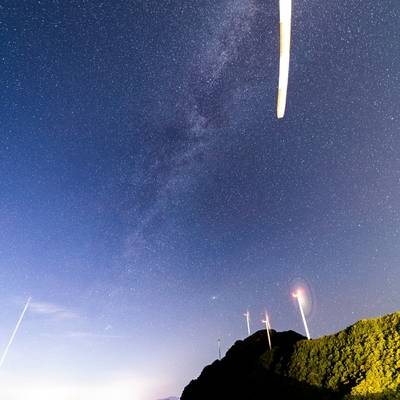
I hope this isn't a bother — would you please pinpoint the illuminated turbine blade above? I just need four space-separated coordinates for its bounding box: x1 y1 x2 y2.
244 311 251 336
0 297 32 369
277 0 292 119
262 311 272 350
292 291 311 339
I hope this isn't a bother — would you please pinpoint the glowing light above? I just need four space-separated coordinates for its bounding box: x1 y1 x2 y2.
277 0 292 119
292 289 302 299
291 278 314 315
0 297 31 369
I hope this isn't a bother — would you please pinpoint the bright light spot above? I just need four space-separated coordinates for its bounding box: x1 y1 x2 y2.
290 278 315 316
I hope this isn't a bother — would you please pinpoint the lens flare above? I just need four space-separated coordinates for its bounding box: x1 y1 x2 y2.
290 278 315 317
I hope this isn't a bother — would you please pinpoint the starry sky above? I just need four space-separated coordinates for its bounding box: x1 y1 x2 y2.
1 1 400 399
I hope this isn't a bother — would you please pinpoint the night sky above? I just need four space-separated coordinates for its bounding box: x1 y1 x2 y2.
1 1 400 399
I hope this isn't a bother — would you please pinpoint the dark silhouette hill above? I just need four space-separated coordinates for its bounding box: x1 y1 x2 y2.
181 312 400 400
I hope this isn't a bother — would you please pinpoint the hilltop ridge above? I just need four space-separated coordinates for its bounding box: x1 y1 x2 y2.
181 311 400 399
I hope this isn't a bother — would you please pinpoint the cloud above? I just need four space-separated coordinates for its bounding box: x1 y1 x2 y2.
29 301 78 320
62 331 124 340
40 330 125 340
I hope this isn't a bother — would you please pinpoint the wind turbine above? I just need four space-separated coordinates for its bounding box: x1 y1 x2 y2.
292 289 311 339
261 311 272 351
244 310 251 336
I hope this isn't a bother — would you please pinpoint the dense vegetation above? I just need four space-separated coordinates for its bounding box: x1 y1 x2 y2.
181 312 400 400
287 312 400 398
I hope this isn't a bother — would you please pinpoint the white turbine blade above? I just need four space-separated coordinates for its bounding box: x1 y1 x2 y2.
0 297 32 369
244 311 251 336
277 0 292 119
264 312 272 350
297 295 311 340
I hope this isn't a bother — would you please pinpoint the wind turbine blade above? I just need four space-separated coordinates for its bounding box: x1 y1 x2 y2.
277 0 292 119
